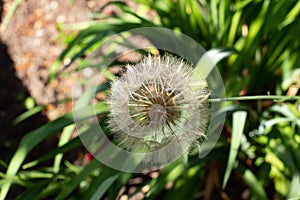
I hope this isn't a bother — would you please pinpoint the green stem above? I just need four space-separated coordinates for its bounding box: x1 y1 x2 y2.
210 95 300 102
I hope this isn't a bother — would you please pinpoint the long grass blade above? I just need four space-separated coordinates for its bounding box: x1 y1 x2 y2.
222 111 247 189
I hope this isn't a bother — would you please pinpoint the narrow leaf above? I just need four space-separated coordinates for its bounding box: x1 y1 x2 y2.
243 169 268 200
194 48 233 79
53 124 75 173
222 111 247 189
90 175 119 200
13 106 44 125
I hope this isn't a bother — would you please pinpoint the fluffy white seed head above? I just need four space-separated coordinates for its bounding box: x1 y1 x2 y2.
108 54 210 161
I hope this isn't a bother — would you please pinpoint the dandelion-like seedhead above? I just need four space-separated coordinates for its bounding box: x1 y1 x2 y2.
73 27 226 172
108 54 210 162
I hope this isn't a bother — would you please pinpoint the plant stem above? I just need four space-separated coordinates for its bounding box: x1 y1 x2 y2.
210 95 300 102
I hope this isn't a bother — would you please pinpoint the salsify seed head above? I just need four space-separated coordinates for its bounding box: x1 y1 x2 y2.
108 54 210 159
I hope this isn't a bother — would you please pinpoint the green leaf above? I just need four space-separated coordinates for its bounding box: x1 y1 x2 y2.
90 175 119 200
222 111 247 189
245 1 270 51
78 167 121 200
228 11 242 45
145 160 183 199
0 0 23 32
243 169 268 200
270 143 298 175
13 106 44 125
288 173 300 199
107 173 131 200
49 22 151 81
194 48 233 79
279 1 300 28
0 159 8 169
53 124 75 173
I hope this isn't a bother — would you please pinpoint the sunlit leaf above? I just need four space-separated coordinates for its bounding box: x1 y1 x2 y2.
222 111 247 189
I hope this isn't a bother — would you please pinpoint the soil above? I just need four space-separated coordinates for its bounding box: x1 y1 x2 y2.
1 0 92 104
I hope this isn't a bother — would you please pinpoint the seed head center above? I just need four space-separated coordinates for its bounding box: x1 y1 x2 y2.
149 104 168 126
128 81 181 130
